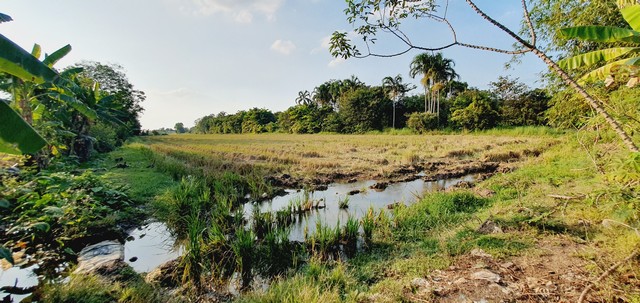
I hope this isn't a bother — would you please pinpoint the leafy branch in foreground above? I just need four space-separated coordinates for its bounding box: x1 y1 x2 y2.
330 0 639 152
558 4 640 87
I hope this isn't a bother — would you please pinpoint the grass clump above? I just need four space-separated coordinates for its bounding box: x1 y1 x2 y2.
41 273 167 303
394 192 489 240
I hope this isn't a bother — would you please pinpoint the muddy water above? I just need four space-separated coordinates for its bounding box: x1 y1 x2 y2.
244 175 474 241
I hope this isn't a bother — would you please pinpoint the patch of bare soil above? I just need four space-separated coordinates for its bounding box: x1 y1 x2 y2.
403 237 595 303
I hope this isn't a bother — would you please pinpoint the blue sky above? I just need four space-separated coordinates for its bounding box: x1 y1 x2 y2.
2 0 546 129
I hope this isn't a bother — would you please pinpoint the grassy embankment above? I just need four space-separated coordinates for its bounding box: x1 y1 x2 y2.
40 128 640 302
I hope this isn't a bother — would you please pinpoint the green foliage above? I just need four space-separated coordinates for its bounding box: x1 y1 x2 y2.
41 273 165 303
1 169 136 261
174 122 186 134
450 90 500 130
0 100 47 154
406 112 438 133
232 227 256 288
394 192 488 240
339 87 391 133
558 4 640 86
490 77 550 126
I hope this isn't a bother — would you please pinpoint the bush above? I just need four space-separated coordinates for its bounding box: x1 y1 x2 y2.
406 112 438 133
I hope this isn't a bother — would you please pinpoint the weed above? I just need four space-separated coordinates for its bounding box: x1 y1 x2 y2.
338 196 350 209
361 207 376 245
232 227 256 289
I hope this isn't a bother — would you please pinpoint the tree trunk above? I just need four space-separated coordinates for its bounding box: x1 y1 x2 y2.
531 47 639 152
424 86 428 113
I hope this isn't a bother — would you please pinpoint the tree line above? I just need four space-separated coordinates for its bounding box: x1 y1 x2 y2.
191 53 550 135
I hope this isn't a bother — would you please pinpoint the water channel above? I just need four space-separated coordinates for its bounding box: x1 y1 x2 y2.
1 173 474 301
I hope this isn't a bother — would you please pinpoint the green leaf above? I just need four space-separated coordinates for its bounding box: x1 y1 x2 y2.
0 34 59 84
0 245 13 265
558 47 640 69
43 44 71 68
578 57 640 83
47 93 98 120
621 5 640 32
31 44 41 59
560 26 640 43
29 222 50 232
0 100 47 155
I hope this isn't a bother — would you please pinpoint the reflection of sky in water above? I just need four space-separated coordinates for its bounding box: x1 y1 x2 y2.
244 175 474 241
0 174 474 298
0 264 39 302
124 222 183 273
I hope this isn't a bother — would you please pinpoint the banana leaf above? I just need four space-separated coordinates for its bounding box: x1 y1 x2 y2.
560 26 640 43
0 34 59 84
621 5 640 31
558 47 639 69
0 100 47 154
43 44 72 68
578 57 640 83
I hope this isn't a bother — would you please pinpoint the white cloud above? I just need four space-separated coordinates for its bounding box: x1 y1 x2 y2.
328 57 345 67
270 40 296 55
178 0 283 22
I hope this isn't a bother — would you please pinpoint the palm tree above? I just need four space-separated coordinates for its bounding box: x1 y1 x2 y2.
295 90 312 105
409 53 436 114
409 52 458 117
430 54 459 123
382 74 415 128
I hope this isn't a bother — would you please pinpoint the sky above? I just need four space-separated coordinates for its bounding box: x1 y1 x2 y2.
2 0 547 130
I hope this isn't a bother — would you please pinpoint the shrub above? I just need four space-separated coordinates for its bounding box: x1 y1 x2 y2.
406 112 438 133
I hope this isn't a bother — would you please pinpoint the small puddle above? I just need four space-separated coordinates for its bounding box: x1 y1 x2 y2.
124 222 183 273
244 175 474 241
0 264 39 302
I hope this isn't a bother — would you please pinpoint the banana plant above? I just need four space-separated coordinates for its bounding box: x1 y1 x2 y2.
558 3 640 87
0 33 59 154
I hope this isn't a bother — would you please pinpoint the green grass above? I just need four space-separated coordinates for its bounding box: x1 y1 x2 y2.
101 143 176 203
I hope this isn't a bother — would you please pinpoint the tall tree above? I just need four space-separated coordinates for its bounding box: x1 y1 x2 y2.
409 53 436 114
382 74 415 128
71 62 145 141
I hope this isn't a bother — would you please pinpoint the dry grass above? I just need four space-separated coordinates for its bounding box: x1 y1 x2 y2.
141 133 558 181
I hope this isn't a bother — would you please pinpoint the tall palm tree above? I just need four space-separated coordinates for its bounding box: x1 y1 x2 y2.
382 74 415 128
409 53 436 114
430 54 459 123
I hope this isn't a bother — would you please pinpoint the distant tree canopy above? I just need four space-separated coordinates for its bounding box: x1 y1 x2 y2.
192 74 558 135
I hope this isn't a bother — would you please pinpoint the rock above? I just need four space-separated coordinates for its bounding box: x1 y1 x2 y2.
129 256 138 262
347 178 358 183
477 220 503 234
75 240 124 274
454 277 468 284
410 278 430 290
471 270 501 283
347 189 361 195
145 258 181 288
